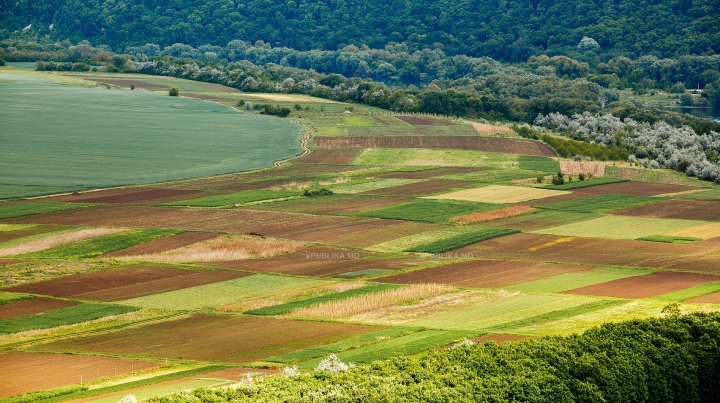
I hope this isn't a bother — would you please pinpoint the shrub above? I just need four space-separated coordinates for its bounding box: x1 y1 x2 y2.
315 354 353 372
303 188 333 197
551 171 565 185
168 87 179 96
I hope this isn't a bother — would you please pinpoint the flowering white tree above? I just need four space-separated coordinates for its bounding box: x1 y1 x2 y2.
283 365 299 377
578 37 601 52
315 354 354 372
117 395 138 403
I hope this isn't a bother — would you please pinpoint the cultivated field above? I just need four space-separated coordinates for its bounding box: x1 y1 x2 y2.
428 185 570 203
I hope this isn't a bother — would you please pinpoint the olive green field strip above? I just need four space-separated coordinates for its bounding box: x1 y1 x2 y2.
245 283 402 316
160 190 300 207
22 228 180 258
406 227 520 254
355 199 502 223
0 202 96 219
537 194 664 213
545 178 629 190
0 303 137 334
531 216 706 240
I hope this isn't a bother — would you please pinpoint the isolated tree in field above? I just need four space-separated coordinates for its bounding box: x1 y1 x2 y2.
168 87 180 96
315 353 353 372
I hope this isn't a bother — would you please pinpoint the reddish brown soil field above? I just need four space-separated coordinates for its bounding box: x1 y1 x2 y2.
52 188 204 204
0 225 66 244
574 181 700 196
363 180 471 196
97 79 168 89
0 298 78 320
379 260 591 288
314 136 557 157
2 265 250 301
330 221 443 248
104 232 221 256
396 116 453 125
0 352 159 398
685 291 720 304
517 192 588 206
38 315 383 363
373 167 486 179
295 149 362 164
611 199 720 221
0 259 31 266
9 205 372 237
283 219 407 242
255 196 413 215
563 271 720 298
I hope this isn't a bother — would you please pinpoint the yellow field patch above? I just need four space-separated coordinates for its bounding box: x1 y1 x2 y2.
426 185 570 204
652 189 706 198
528 237 575 252
240 93 336 103
664 222 720 240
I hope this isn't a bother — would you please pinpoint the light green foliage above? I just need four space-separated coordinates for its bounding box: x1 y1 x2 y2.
538 193 663 213
267 327 422 364
545 177 628 190
330 178 422 194
24 228 179 258
0 202 95 219
406 227 519 253
636 235 703 244
0 303 137 334
517 155 559 173
531 215 703 240
356 199 501 223
482 211 599 231
0 74 303 199
505 267 652 293
119 274 323 310
353 148 522 168
367 226 492 252
161 190 299 207
652 282 720 302
245 283 402 316
0 292 31 305
0 224 38 232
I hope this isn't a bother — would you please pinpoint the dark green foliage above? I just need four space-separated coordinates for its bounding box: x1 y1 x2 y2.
0 202 95 219
25 228 180 258
406 228 519 254
539 193 662 213
637 235 703 244
552 171 565 185
149 313 720 403
162 190 298 207
356 200 502 223
0 303 137 334
303 188 333 197
546 177 628 190
257 104 291 117
245 283 401 316
517 155 559 173
168 86 179 96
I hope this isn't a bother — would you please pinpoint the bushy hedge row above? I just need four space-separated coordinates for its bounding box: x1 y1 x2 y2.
150 313 720 403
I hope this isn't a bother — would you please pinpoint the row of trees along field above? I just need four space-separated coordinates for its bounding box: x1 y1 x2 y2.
146 313 720 403
2 0 719 63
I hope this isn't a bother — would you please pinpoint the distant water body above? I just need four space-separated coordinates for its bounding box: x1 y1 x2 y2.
658 106 720 122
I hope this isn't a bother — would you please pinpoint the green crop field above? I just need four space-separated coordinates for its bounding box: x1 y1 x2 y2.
367 226 493 252
531 215 704 240
545 177 628 190
0 303 137 334
161 190 300 207
0 292 31 305
652 282 720 302
538 193 665 213
24 228 179 258
119 274 325 310
505 267 652 293
636 235 703 244
0 202 95 219
406 227 519 254
0 72 303 199
346 125 477 136
356 199 501 223
517 155 560 173
353 148 524 168
330 178 423 194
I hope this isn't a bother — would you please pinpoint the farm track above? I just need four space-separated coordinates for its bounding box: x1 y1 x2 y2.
274 123 311 167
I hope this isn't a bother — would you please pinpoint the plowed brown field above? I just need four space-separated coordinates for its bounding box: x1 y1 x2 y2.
256 196 412 215
574 181 699 196
295 149 362 164
52 188 204 204
611 199 720 221
105 232 221 256
0 298 78 320
283 219 408 242
563 271 720 298
329 221 443 248
364 180 471 196
314 136 557 157
396 116 453 125
0 352 159 398
685 292 720 304
379 260 591 288
0 225 66 244
37 315 383 363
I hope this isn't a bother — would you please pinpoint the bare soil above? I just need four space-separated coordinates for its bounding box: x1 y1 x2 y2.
0 298 78 320
364 180 471 196
294 149 362 164
563 271 720 298
611 199 720 221
104 232 221 256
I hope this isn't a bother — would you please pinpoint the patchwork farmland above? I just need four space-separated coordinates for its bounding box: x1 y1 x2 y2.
2 67 720 401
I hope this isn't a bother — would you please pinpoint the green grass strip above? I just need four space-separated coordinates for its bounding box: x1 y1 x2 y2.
537 193 662 213
356 199 501 223
545 177 628 190
24 228 179 258
0 303 138 335
3 365 228 403
0 292 32 305
406 227 519 254
267 327 422 364
652 282 720 303
245 283 402 316
636 235 703 244
489 299 626 332
160 190 299 207
0 202 96 219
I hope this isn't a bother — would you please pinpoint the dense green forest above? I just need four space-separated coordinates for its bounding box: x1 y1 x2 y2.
147 313 720 403
2 0 719 63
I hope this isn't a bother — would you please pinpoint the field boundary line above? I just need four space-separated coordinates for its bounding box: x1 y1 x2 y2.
275 122 313 167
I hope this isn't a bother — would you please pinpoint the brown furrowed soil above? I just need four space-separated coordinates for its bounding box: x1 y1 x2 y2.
96 79 168 89
563 271 720 298
372 167 486 179
314 136 557 157
0 225 68 244
0 298 78 320
255 196 413 215
104 232 221 256
51 188 205 204
282 219 409 242
396 116 453 125
330 221 444 248
685 291 720 304
452 233 720 273
573 181 700 196
379 260 591 288
363 180 471 196
9 206 373 237
611 199 720 221
294 149 362 164
0 352 159 398
0 259 31 266
37 315 383 363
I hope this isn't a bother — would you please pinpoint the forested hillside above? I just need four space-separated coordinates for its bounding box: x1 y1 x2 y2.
2 0 719 62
